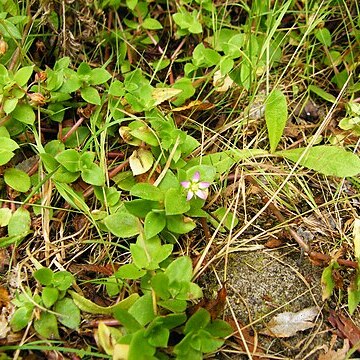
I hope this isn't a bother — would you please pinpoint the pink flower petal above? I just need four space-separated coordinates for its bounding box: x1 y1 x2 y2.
195 189 208 200
181 181 190 189
192 171 200 182
187 190 194 201
199 182 210 189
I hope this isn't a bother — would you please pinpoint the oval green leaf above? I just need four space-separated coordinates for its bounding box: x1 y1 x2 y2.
104 212 141 238
4 168 31 192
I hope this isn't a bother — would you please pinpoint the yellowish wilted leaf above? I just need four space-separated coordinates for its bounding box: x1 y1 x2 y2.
129 149 154 176
171 100 214 112
213 70 234 92
261 307 318 338
353 218 360 260
152 88 182 106
113 343 130 360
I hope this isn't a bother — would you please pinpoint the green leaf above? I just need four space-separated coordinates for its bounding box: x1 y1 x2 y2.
14 66 33 86
125 199 156 218
3 98 18 114
129 293 156 326
10 306 33 332
166 215 196 234
126 0 138 10
11 103 35 124
186 165 216 184
34 268 54 286
146 325 169 348
0 208 12 227
54 298 81 329
0 137 19 165
89 68 111 85
80 86 101 105
62 126 90 148
128 329 156 360
210 207 239 232
81 163 105 186
117 264 147 279
348 274 360 314
113 308 142 333
278 146 360 177
130 183 164 201
113 171 136 191
144 211 166 239
104 212 140 238
129 123 159 146
42 287 59 308
52 271 74 291
206 319 233 338
308 85 336 103
53 166 80 183
0 19 21 39
151 273 170 299
198 329 224 353
314 28 332 47
69 290 139 315
34 312 60 339
184 308 210 334
165 188 190 215
321 263 335 300
165 256 192 283
131 236 173 270
158 299 187 313
8 207 31 237
55 149 81 173
265 89 288 153
185 149 267 174
4 168 31 192
142 18 163 30
109 80 125 97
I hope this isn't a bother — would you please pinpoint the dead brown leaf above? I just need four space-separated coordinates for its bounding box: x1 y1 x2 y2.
328 310 360 351
318 335 349 360
264 238 283 249
189 285 227 320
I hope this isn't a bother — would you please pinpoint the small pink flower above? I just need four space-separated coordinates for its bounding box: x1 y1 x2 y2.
181 171 210 201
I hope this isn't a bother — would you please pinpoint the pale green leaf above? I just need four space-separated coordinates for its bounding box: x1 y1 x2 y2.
265 89 288 153
321 264 335 300
104 212 140 238
0 208 12 227
54 298 81 329
80 86 101 105
4 168 31 192
308 85 336 103
8 207 31 237
11 103 35 124
34 312 60 339
69 290 139 315
14 66 33 86
142 18 163 30
278 146 360 177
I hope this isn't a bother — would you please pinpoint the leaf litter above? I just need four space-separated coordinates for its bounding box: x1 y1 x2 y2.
261 306 319 338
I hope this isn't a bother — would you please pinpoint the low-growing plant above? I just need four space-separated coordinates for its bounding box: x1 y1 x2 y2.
10 268 80 339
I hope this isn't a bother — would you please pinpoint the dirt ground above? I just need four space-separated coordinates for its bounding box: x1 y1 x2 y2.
204 248 342 359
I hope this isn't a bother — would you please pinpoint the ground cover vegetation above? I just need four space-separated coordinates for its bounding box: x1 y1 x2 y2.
0 0 359 358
